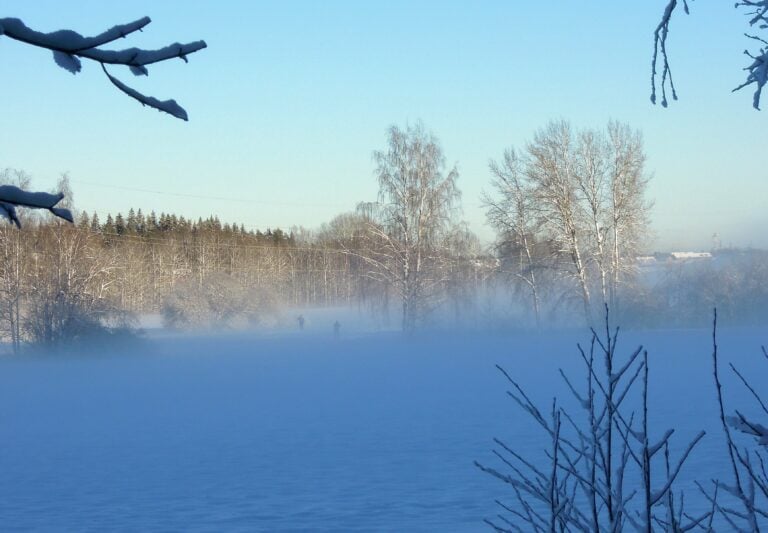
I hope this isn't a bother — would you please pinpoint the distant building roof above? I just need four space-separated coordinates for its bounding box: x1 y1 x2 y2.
669 251 712 260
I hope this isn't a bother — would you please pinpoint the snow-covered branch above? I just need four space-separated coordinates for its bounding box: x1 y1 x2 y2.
651 0 687 107
734 45 768 110
0 185 73 227
652 1 768 109
101 64 189 121
0 16 206 120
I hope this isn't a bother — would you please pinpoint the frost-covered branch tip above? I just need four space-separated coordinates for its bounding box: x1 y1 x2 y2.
651 0 690 108
652 1 768 109
0 185 73 227
0 16 206 120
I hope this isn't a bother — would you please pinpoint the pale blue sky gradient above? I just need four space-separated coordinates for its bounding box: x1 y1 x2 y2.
1 1 764 250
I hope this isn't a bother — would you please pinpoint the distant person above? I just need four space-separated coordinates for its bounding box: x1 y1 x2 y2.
333 320 341 340
297 315 305 330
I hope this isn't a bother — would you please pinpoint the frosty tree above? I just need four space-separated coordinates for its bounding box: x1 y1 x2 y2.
0 16 206 226
484 121 650 326
484 149 545 328
359 123 460 334
653 1 768 109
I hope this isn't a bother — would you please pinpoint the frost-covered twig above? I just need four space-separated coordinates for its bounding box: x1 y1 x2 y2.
731 363 768 419
712 308 764 531
101 63 189 121
733 43 768 110
479 307 706 531
651 0 687 107
653 1 768 109
0 16 206 120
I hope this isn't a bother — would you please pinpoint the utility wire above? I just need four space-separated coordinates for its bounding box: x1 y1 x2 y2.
69 178 356 209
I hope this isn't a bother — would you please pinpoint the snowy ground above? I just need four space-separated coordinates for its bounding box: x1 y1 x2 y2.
0 313 766 530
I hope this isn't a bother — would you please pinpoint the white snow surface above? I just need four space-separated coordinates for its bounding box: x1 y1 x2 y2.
0 318 766 530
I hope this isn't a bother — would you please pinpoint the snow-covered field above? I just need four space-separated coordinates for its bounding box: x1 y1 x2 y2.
0 315 765 530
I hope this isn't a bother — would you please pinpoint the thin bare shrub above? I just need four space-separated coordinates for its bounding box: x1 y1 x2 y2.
477 307 707 531
709 309 768 529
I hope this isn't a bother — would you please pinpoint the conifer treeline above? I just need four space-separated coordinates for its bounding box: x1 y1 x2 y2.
72 208 367 313
79 208 295 245
71 207 491 311
0 205 492 348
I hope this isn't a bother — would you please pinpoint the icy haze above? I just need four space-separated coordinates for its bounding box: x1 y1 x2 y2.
0 323 764 530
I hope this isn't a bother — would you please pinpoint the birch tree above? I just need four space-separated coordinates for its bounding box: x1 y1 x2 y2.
574 128 610 305
365 123 460 334
25 223 122 346
527 121 595 324
486 121 650 325
606 122 650 314
484 149 547 328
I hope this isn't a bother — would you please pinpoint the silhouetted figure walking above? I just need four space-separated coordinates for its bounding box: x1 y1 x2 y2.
333 320 341 340
297 315 305 330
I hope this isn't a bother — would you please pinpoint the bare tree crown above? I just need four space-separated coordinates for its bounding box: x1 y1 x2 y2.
485 121 650 326
362 123 461 333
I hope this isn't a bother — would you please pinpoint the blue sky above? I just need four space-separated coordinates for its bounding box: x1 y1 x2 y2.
0 1 764 250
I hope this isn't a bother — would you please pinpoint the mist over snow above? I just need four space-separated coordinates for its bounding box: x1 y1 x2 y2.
0 316 766 530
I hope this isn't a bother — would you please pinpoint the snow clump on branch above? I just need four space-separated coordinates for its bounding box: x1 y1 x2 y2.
0 16 206 120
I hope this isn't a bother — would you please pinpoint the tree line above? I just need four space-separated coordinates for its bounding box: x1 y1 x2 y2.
0 182 493 350
3 119 768 349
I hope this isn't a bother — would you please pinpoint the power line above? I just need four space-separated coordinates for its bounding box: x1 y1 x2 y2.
69 178 355 209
